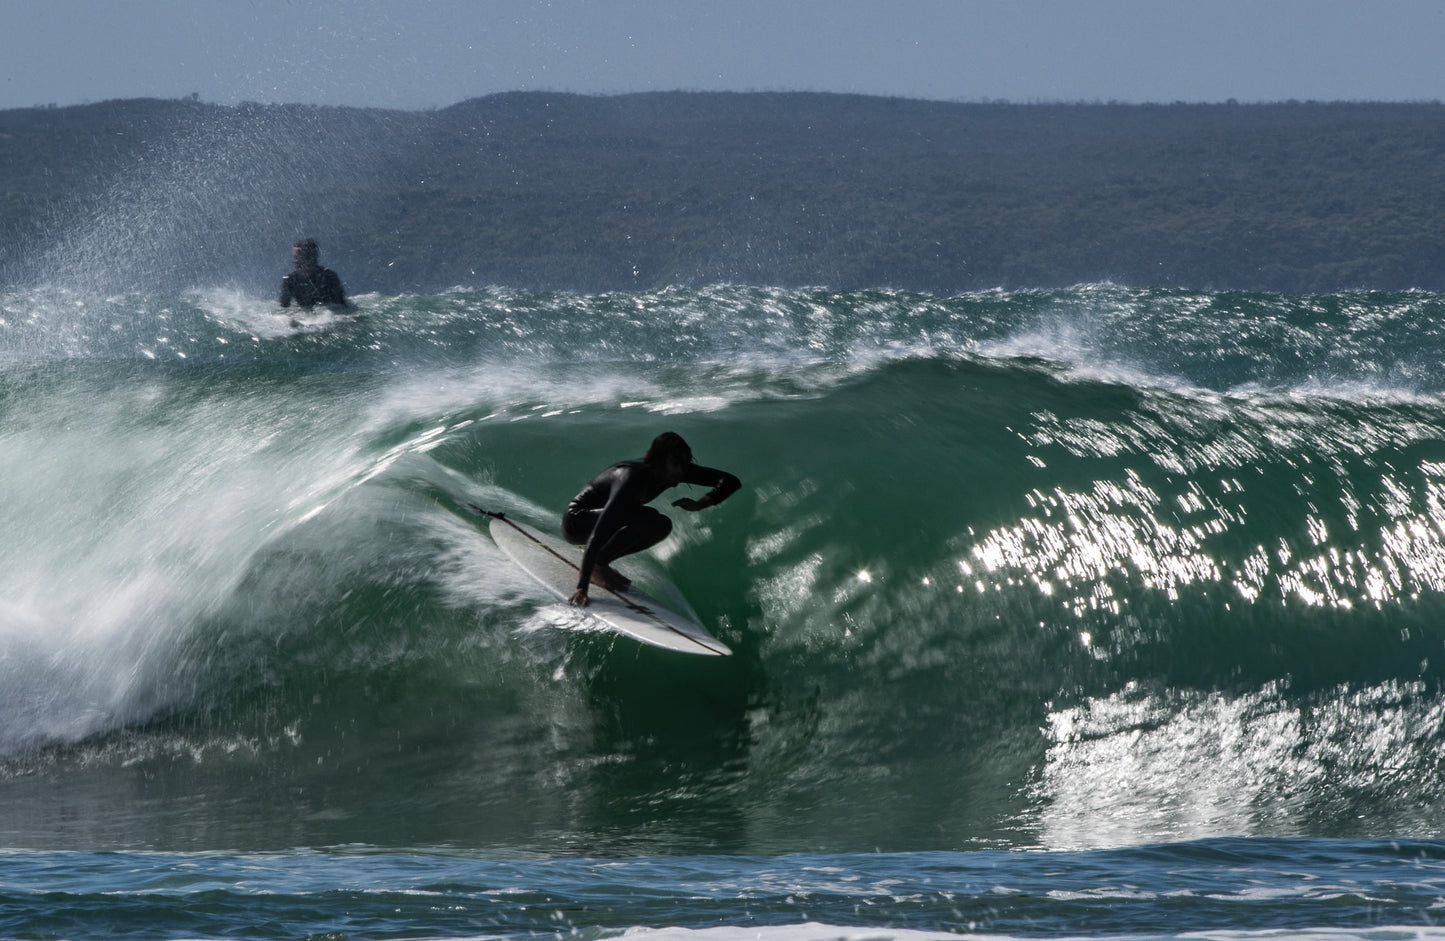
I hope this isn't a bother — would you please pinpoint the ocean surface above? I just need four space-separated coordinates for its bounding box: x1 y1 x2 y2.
3 282 1445 938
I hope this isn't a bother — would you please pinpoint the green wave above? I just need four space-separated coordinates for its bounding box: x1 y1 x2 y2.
3 286 1445 852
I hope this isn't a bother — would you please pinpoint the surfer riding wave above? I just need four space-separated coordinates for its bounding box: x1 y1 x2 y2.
563 432 740 607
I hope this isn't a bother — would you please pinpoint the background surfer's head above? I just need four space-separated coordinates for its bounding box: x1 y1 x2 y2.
292 237 320 268
645 431 693 479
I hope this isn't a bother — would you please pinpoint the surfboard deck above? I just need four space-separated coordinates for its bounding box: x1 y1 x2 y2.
480 509 731 657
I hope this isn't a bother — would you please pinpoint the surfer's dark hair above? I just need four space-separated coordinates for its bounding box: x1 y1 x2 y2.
293 237 319 260
645 431 692 468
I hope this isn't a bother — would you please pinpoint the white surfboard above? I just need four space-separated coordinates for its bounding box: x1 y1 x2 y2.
480 509 731 656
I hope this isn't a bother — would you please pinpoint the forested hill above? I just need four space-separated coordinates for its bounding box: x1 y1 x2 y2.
3 92 1444 294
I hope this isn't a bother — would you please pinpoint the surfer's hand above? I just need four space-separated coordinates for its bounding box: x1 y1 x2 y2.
671 497 706 512
568 588 590 607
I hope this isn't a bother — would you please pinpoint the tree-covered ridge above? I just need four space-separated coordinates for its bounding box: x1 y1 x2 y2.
3 93 1443 294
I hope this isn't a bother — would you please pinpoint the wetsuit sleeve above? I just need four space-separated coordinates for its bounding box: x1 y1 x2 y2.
680 464 741 506
279 276 293 308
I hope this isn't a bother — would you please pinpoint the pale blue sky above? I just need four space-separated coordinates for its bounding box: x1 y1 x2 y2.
4 0 1444 110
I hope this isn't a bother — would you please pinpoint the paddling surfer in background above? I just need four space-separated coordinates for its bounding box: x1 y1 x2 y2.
279 237 348 310
564 432 740 607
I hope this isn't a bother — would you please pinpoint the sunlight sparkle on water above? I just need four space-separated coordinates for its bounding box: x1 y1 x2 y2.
963 456 1445 617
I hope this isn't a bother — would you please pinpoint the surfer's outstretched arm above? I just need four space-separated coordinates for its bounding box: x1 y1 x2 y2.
671 465 740 511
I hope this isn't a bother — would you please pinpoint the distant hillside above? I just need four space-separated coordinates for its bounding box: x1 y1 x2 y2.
3 93 1444 294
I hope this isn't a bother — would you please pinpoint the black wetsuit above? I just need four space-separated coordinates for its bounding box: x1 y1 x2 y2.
563 459 741 592
280 267 346 308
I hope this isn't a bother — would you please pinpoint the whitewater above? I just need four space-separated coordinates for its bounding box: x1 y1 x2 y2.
3 282 1445 938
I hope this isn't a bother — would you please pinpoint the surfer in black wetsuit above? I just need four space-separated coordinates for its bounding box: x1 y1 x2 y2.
563 431 740 607
279 238 347 310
